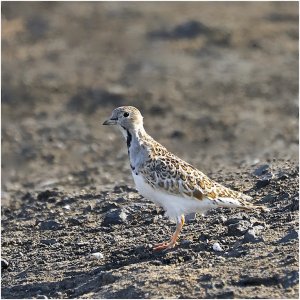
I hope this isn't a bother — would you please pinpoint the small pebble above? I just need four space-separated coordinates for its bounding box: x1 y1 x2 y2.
76 241 89 247
1 258 9 270
185 212 196 221
212 242 223 252
68 217 82 226
102 208 128 226
256 173 273 189
40 239 57 245
181 239 192 246
36 295 48 299
227 220 251 236
90 252 104 259
278 230 298 244
39 220 62 231
276 171 289 180
63 204 71 210
243 229 263 243
219 215 227 223
253 164 270 176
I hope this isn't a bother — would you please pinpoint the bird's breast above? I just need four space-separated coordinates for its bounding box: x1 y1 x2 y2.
132 172 155 200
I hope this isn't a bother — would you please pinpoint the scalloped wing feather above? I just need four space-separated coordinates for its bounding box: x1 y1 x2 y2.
140 145 246 204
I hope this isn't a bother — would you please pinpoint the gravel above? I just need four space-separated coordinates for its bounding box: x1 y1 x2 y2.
102 208 128 226
1 1 298 299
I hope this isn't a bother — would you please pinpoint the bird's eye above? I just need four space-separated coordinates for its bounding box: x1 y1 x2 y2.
123 112 129 118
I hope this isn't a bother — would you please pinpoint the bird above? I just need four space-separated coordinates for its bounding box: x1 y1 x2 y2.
103 106 268 251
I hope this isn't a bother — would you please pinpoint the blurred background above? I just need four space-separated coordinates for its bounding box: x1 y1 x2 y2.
2 1 298 200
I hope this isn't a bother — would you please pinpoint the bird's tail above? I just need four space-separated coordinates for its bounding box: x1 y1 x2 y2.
215 194 270 212
237 195 270 212
239 203 270 212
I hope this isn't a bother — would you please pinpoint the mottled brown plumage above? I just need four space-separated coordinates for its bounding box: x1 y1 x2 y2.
131 131 262 211
103 106 268 250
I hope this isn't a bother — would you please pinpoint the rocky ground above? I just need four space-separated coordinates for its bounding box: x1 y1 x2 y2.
1 2 299 299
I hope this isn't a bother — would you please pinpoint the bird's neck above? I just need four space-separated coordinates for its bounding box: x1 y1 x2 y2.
120 125 147 147
119 125 149 172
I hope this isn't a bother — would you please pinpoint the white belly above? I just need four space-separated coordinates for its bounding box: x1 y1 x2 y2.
132 172 217 221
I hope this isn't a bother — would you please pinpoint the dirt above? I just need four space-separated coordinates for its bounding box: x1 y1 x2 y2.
1 2 299 299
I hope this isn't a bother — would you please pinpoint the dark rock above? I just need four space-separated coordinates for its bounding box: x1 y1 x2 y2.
283 254 297 265
181 240 192 247
76 241 89 247
56 196 76 206
101 201 120 213
278 192 290 200
113 185 137 193
290 196 299 211
227 220 251 236
40 239 57 245
102 285 145 299
20 145 37 160
253 164 270 176
276 171 289 180
260 194 275 204
224 217 240 226
42 153 55 164
115 197 127 203
172 20 211 39
134 245 150 256
280 270 299 288
1 258 9 270
185 212 196 222
102 208 128 226
21 192 35 203
238 275 279 286
151 260 163 266
199 274 212 281
39 220 63 231
213 280 225 289
46 197 56 203
243 228 264 244
37 190 58 202
227 247 247 258
148 20 211 40
1 82 33 105
83 204 93 213
256 174 272 189
67 217 83 226
26 16 49 40
267 13 298 22
199 234 209 243
170 130 185 139
278 230 298 244
209 290 234 299
15 270 28 280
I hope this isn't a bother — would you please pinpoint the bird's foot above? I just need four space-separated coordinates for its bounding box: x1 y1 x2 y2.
153 240 176 251
153 215 184 251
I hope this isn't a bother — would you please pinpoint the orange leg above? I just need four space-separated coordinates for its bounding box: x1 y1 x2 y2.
153 215 185 251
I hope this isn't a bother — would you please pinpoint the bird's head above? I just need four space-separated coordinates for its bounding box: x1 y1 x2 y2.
103 106 144 132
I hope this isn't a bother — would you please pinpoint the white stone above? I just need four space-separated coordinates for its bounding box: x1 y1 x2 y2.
90 252 104 259
212 242 223 252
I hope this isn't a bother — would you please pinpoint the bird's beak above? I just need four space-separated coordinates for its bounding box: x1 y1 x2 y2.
102 118 117 125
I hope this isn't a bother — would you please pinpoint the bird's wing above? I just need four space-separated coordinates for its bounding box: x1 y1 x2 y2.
140 146 244 202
